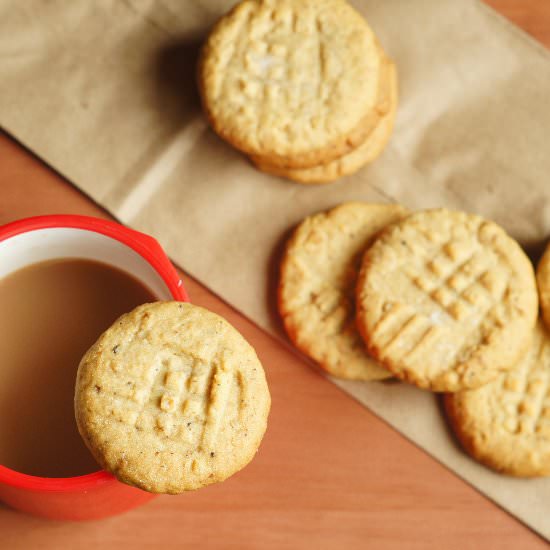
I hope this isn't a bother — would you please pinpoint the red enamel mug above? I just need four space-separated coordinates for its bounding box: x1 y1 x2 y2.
0 215 188 520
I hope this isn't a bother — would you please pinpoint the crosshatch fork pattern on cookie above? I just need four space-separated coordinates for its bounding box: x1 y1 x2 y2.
499 331 550 437
371 240 511 361
407 245 507 323
358 210 537 391
445 322 550 477
200 0 381 165
105 351 243 452
75 302 270 493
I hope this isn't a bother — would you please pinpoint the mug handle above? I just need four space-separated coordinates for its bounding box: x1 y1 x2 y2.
113 224 189 303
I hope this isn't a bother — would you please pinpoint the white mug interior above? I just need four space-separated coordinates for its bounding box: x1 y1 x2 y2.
0 227 172 299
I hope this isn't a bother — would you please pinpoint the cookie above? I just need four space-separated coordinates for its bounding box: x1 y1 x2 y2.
75 302 271 494
537 242 550 330
356 209 538 392
279 202 407 380
251 59 398 183
199 0 382 169
445 321 550 477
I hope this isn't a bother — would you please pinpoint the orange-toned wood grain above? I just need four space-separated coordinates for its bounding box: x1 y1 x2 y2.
0 2 548 548
483 0 550 46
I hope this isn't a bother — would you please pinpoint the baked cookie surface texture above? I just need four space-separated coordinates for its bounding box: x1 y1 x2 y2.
75 302 271 494
445 321 550 477
356 209 538 392
279 202 407 380
199 0 382 169
252 58 398 183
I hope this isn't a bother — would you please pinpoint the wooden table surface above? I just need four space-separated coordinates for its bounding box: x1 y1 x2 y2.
0 2 548 548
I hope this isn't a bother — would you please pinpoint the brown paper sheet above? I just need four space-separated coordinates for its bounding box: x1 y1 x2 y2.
1 0 550 539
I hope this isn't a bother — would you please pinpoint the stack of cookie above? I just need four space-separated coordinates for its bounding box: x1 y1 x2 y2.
280 203 550 477
199 0 397 184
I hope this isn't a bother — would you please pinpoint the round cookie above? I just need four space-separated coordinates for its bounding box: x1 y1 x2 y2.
251 59 398 183
199 0 382 169
537 242 550 330
445 321 550 477
356 209 538 392
75 302 270 494
279 202 407 380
